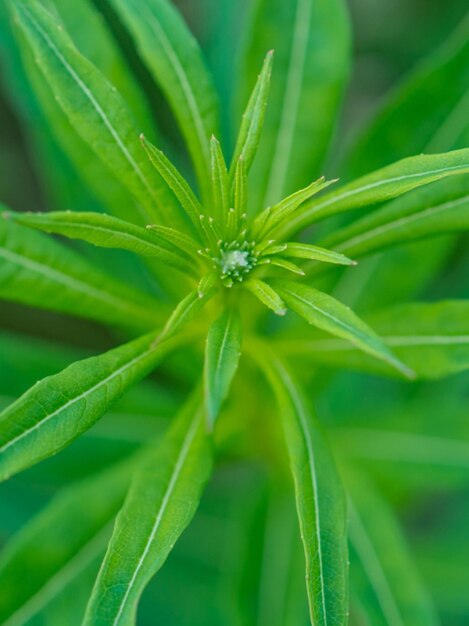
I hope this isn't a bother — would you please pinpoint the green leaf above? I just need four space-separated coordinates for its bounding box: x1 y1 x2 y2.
161 287 217 341
253 351 348 626
145 224 201 258
230 156 248 239
243 279 287 316
283 242 355 266
6 210 198 274
210 135 230 227
280 148 469 236
273 280 414 378
106 0 220 202
204 308 242 427
10 0 181 226
321 176 469 259
0 330 181 481
278 301 469 380
231 50 273 175
83 393 212 626
346 469 439 626
0 458 135 625
0 216 166 331
239 0 350 206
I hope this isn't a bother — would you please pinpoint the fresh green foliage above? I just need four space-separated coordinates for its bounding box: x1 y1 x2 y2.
0 0 468 624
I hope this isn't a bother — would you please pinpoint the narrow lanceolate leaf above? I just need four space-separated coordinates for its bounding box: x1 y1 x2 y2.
231 156 248 235
107 0 219 202
83 394 212 626
243 279 287 316
6 211 196 274
281 148 469 236
253 177 335 239
321 175 469 259
204 309 242 427
11 0 181 225
161 287 217 341
239 0 350 206
346 469 439 626
0 458 136 625
260 257 305 276
140 135 204 236
231 50 274 175
278 301 469 380
210 135 230 226
254 352 348 626
283 242 355 266
0 217 166 331
273 281 414 378
146 224 201 259
0 331 180 481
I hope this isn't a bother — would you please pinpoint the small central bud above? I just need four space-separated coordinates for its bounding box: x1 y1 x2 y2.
213 240 257 286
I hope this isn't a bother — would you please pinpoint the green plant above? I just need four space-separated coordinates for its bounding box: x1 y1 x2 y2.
0 0 468 624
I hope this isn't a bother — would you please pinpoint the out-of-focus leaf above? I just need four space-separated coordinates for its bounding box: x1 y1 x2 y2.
0 457 136 625
254 351 348 626
321 176 469 259
278 301 469 380
83 393 212 626
281 148 469 236
273 281 414 378
11 0 181 225
0 217 166 330
204 309 242 427
8 210 196 274
239 0 350 206
161 288 216 341
105 0 220 202
346 469 439 626
0 330 182 481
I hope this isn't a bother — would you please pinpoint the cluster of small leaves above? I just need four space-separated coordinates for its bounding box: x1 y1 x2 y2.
0 0 468 625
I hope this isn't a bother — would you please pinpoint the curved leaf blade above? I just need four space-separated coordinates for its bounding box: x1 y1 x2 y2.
273 280 414 378
83 394 212 626
204 308 242 427
243 278 287 316
283 242 355 266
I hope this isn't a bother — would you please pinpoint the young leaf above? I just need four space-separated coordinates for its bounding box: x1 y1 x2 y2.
346 469 439 626
146 224 201 258
239 0 350 205
0 458 135 625
6 210 197 274
10 0 182 226
0 330 182 481
260 256 305 276
0 216 166 331
283 242 355 266
281 148 469 236
231 156 248 238
83 393 212 626
204 309 242 427
273 280 414 378
243 279 287 316
253 351 348 626
160 287 217 341
231 50 274 175
321 175 469 259
106 0 220 202
210 135 230 226
278 301 469 380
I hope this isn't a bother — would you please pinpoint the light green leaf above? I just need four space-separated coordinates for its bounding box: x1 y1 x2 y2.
0 216 166 331
210 135 230 227
281 148 469 236
83 393 212 626
273 280 414 378
239 0 350 206
231 50 273 175
253 351 348 626
346 469 439 626
6 210 198 274
10 0 181 225
260 257 305 276
161 287 216 341
145 224 201 258
230 156 248 239
243 278 287 316
0 458 135 625
283 242 355 266
106 0 220 202
321 176 469 259
204 308 242 427
0 330 181 481
278 301 469 380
